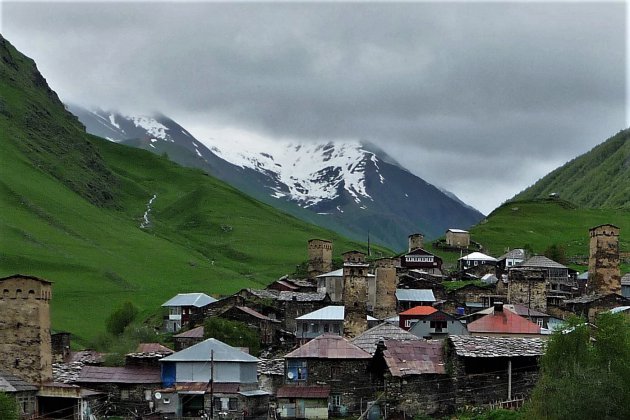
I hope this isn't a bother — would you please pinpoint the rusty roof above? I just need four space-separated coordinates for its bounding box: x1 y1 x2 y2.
174 382 241 394
351 323 421 355
174 325 205 338
285 334 371 359
136 343 174 355
277 385 330 399
235 306 279 322
77 366 161 384
382 340 445 377
399 306 437 316
450 335 545 357
467 308 540 335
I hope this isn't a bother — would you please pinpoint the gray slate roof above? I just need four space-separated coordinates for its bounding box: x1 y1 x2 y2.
162 293 217 308
449 335 545 358
160 338 259 363
621 273 630 286
0 370 38 392
498 249 525 261
351 323 421 355
520 255 567 269
395 289 436 302
277 291 328 301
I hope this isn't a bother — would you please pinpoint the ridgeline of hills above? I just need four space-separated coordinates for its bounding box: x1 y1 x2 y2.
0 35 387 343
68 105 485 251
514 130 630 208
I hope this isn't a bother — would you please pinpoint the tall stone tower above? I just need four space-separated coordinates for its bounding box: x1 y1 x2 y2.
342 251 369 339
307 239 333 280
373 258 398 320
408 233 424 252
588 224 621 295
507 268 548 313
0 274 53 384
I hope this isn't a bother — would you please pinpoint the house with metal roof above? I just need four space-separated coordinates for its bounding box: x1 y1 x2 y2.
497 248 526 270
217 305 282 345
279 334 374 418
516 255 575 292
408 310 469 339
399 248 444 274
315 268 375 303
161 293 218 333
458 252 498 271
446 228 471 247
395 289 436 312
466 303 542 337
295 305 378 342
157 338 268 418
621 273 630 298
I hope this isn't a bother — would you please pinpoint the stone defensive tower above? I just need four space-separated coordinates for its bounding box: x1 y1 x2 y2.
408 233 424 252
507 268 548 313
588 224 621 295
0 274 53 384
307 239 333 280
342 251 369 339
372 258 398 320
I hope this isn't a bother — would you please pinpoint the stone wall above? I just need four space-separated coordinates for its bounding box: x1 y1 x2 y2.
308 239 333 279
408 234 424 252
588 224 621 295
0 275 53 384
507 269 547 312
342 252 369 339
383 373 454 417
373 259 398 319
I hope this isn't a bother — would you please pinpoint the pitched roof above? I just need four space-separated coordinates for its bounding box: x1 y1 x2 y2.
284 334 371 359
382 340 445 376
395 289 436 302
160 338 259 363
459 252 497 262
520 255 567 269
0 274 53 284
0 370 38 392
399 306 437 316
135 343 174 355
621 273 630 286
316 268 343 278
277 291 328 301
77 366 161 384
233 306 278 322
277 385 330 398
296 305 377 321
469 304 549 318
449 335 545 357
467 307 541 334
498 249 526 261
447 229 469 234
351 323 421 355
174 325 205 338
162 293 217 308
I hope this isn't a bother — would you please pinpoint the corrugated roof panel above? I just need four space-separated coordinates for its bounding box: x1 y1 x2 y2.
160 338 259 363
162 293 218 308
395 289 436 302
277 385 330 398
77 366 161 384
285 334 371 359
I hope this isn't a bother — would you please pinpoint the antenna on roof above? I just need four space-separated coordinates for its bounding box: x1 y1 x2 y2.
367 230 371 257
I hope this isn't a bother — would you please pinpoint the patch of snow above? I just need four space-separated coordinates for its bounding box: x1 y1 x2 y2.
140 194 157 229
405 193 409 197
195 148 202 157
336 206 344 213
149 144 156 148
150 138 158 143
108 114 120 129
129 116 170 141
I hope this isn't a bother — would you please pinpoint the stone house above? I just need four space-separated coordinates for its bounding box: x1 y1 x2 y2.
395 289 436 312
397 274 447 301
466 303 542 337
217 305 281 345
448 335 543 408
161 293 218 332
622 273 630 299
157 338 268 418
518 255 575 293
507 267 548 313
408 310 469 339
0 370 38 418
445 229 470 248
496 249 526 271
281 334 373 417
443 283 496 314
370 340 452 417
351 323 421 356
399 248 443 274
172 325 205 351
560 293 630 323
295 306 378 343
465 304 552 329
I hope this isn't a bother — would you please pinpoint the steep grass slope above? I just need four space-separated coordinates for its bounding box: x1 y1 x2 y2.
0 36 385 344
514 130 630 208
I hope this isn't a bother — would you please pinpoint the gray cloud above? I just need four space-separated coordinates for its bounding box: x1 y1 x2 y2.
3 1 626 214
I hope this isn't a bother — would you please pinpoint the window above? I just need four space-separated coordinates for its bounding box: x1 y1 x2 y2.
301 322 308 333
324 323 330 333
120 389 130 400
537 319 544 327
430 321 447 333
330 394 342 407
330 366 341 379
311 323 319 333
333 323 340 334
213 397 221 410
228 398 238 411
287 359 308 381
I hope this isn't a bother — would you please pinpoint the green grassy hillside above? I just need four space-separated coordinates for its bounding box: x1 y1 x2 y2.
427 198 630 273
514 130 630 208
0 35 387 344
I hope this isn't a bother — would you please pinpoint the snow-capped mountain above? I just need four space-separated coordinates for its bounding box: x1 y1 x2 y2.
68 105 484 251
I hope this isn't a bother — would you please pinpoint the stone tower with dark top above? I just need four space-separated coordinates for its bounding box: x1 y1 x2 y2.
342 251 369 339
373 258 398 320
588 224 621 295
408 233 424 252
307 239 333 280
0 274 53 384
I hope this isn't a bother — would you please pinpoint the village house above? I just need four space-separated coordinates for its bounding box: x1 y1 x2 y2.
408 310 469 339
559 293 630 323
445 229 471 248
157 338 268 418
443 283 495 314
496 249 526 271
398 305 437 330
173 325 205 351
370 340 452 417
162 293 218 333
0 370 38 418
267 276 317 293
316 268 375 303
465 304 553 330
466 303 542 337
398 248 444 275
351 323 421 355
622 273 630 298
397 274 447 301
278 334 373 418
507 267 549 313
518 255 575 294
448 335 544 409
217 305 282 345
395 289 436 312
458 252 498 272
295 305 378 343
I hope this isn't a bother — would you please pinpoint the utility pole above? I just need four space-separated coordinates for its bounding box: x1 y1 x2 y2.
210 349 215 418
507 358 512 400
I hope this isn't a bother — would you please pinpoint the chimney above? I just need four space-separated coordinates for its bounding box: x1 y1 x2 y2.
493 302 504 312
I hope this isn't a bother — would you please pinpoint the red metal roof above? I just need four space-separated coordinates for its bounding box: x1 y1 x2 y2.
400 306 437 316
77 366 161 384
382 340 445 377
467 308 541 334
285 334 371 359
277 385 330 399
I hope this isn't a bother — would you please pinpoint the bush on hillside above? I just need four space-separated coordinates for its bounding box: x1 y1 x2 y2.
106 301 139 336
203 317 260 356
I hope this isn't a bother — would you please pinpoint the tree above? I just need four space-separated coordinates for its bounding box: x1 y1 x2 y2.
105 301 139 336
0 392 19 420
203 317 261 355
543 243 568 265
525 313 630 419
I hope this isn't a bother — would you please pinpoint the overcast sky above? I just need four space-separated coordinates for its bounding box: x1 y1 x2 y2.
2 1 626 214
